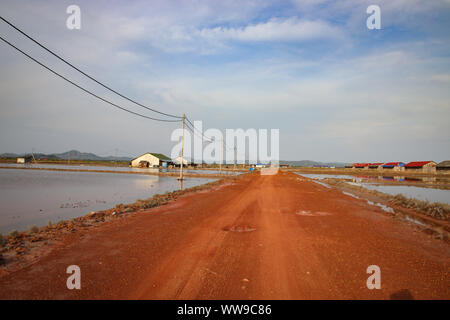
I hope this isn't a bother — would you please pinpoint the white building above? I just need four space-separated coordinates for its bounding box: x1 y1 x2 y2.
17 156 32 164
130 153 171 168
172 156 191 166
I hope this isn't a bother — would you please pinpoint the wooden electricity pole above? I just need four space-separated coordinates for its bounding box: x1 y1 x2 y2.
233 146 236 173
179 113 185 180
219 137 223 174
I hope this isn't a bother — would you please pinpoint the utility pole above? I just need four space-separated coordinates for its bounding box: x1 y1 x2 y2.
219 137 223 174
31 148 36 163
233 146 236 173
178 113 185 181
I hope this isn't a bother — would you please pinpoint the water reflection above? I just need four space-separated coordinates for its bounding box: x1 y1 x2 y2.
0 168 215 233
0 163 241 175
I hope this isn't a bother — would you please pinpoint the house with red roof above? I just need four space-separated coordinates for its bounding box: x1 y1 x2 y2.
382 162 405 171
352 163 369 169
404 161 437 173
368 163 384 170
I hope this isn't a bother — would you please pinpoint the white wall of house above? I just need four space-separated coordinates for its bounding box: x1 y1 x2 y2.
131 153 161 167
173 157 190 165
423 162 437 173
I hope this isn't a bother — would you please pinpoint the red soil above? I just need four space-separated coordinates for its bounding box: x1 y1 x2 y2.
0 171 448 299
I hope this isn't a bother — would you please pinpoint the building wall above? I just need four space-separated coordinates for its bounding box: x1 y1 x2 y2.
17 157 32 164
405 163 436 173
423 162 436 173
131 153 160 167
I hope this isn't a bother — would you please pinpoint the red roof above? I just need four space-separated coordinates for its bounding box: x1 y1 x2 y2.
353 163 369 167
369 163 383 166
383 162 403 166
404 161 434 168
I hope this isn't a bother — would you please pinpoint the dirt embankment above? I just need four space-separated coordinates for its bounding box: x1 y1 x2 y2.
285 167 450 178
320 178 450 237
0 171 448 299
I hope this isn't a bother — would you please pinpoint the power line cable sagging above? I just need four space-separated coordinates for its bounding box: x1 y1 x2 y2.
0 16 181 120
0 35 181 122
0 16 245 162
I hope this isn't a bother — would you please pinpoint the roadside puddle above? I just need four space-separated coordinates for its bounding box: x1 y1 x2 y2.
295 210 331 217
222 225 256 232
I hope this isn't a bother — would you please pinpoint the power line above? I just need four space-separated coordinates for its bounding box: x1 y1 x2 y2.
185 121 211 143
185 117 214 142
0 35 182 123
186 117 244 163
187 116 238 151
0 16 248 162
0 16 182 119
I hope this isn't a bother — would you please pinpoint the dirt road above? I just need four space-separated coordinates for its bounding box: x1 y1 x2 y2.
0 171 448 299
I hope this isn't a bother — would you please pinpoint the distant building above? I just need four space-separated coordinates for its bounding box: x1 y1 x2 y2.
368 163 384 169
130 153 171 168
17 155 33 164
437 160 450 172
353 163 369 169
172 156 191 167
404 161 437 173
382 162 405 171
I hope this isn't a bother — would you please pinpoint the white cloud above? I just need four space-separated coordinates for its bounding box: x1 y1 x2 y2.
199 17 344 42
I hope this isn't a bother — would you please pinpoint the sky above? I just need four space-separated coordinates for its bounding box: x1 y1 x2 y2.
0 0 449 163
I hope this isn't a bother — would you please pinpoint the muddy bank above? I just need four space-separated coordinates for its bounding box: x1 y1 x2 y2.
0 166 237 178
0 175 239 275
318 177 450 239
285 167 450 178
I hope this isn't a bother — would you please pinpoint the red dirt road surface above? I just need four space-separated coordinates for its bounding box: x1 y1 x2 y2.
0 171 448 299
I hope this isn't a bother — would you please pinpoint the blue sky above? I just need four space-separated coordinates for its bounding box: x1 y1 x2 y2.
0 0 449 162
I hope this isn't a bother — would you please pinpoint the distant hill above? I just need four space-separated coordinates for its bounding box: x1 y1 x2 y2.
1 151 345 165
0 150 132 161
55 150 131 161
280 160 348 168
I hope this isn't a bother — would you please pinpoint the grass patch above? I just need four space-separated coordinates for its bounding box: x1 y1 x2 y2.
390 194 449 220
323 178 449 221
8 230 19 239
28 226 39 234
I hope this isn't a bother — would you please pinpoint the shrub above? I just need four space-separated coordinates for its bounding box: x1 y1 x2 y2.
9 230 19 239
28 225 39 234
